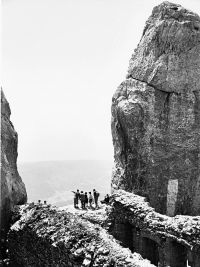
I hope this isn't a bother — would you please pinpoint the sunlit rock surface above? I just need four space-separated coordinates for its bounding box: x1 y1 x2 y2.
0 90 27 238
109 190 200 266
111 1 200 216
8 204 155 267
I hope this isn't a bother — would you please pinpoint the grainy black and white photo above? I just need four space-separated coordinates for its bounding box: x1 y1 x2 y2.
1 0 200 266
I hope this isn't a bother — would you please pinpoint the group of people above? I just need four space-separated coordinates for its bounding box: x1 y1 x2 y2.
72 189 110 209
72 189 100 209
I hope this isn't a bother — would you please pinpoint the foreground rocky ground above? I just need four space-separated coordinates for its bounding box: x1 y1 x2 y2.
110 190 200 266
111 190 200 247
5 203 154 267
1 191 200 266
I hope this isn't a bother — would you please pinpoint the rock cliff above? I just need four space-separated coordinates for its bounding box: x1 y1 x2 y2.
111 2 200 216
1 89 27 239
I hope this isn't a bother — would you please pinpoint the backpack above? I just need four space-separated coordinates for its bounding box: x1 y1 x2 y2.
96 192 100 197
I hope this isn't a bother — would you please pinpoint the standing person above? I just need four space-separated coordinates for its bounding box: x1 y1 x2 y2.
76 189 80 207
85 192 88 208
93 189 100 208
72 189 80 208
72 191 78 208
88 192 93 208
80 191 85 209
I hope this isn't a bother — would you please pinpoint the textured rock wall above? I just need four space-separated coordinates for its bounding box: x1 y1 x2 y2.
0 90 27 238
7 204 155 267
111 1 200 216
109 190 200 267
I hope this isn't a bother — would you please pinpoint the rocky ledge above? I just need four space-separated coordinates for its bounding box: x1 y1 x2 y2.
109 190 200 266
110 190 200 247
7 203 155 267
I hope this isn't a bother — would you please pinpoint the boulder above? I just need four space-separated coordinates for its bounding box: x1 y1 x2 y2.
111 2 200 216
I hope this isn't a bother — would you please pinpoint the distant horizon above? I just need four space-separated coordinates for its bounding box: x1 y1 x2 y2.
18 159 112 206
18 159 114 164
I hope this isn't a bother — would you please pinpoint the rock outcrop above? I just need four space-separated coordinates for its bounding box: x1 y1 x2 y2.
8 203 155 267
1 90 27 239
111 1 200 216
109 190 200 266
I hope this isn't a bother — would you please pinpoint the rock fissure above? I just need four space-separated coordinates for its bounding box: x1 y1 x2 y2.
128 76 179 97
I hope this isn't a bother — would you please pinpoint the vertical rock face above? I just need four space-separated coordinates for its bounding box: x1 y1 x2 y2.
111 2 200 216
1 90 27 236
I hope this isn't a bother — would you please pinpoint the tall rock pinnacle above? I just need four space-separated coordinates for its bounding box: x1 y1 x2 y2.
111 2 200 216
0 90 27 238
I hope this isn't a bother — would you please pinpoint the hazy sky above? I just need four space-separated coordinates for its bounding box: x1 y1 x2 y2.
2 0 200 162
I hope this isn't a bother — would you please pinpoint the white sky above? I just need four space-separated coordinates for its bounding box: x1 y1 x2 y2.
2 0 200 162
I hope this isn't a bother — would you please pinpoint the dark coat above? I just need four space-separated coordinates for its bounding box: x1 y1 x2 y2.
80 193 85 202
